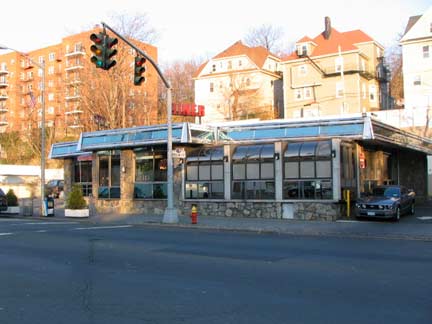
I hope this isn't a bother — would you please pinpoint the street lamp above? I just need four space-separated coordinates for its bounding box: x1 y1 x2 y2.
0 45 46 216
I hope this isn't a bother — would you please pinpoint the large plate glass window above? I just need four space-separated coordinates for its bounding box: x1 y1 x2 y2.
232 144 275 200
98 150 121 199
283 141 332 200
134 147 167 199
73 155 92 196
185 147 224 199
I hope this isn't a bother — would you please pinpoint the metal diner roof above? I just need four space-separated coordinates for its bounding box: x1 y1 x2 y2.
49 115 432 159
49 141 86 159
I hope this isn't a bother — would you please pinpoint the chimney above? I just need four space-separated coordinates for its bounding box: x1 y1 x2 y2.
324 16 331 39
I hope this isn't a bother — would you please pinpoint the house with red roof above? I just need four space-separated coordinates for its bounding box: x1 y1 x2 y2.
193 40 282 123
280 17 390 118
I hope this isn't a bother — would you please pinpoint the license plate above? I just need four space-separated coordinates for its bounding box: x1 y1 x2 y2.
367 212 375 216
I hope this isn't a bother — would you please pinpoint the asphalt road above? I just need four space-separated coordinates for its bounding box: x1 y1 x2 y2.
0 219 431 324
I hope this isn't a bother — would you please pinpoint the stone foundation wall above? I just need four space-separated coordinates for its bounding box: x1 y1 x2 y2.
92 199 342 221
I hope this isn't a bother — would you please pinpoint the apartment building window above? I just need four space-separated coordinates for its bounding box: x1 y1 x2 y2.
295 89 303 100
298 65 307 76
27 71 33 79
48 66 54 75
210 82 214 92
20 72 25 80
304 87 312 100
74 43 83 52
369 85 376 101
38 82 43 90
48 53 56 62
48 107 54 114
212 64 216 72
246 78 251 86
336 82 344 98
227 61 232 70
423 45 430 58
413 75 421 86
38 56 44 64
38 68 43 77
0 63 6 71
335 57 344 73
238 60 242 67
48 80 54 88
48 93 55 102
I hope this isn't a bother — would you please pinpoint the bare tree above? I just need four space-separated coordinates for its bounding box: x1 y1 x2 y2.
157 57 204 123
107 12 160 44
219 74 274 121
385 32 404 105
244 24 288 56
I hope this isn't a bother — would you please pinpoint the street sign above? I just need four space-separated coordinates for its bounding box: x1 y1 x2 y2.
172 147 186 158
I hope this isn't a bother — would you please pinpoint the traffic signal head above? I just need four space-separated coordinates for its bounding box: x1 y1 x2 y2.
134 56 146 86
103 35 118 70
90 33 105 68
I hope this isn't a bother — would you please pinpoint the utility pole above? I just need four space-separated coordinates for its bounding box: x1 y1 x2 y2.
100 22 178 223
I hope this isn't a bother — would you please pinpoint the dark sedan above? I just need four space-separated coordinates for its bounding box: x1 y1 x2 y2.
0 188 7 212
355 185 415 221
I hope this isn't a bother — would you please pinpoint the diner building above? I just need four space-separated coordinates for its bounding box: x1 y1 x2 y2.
49 114 432 221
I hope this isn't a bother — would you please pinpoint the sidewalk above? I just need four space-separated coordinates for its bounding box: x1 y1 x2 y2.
10 198 432 241
87 210 432 241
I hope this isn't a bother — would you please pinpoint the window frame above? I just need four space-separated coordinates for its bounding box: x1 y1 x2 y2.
185 147 224 200
231 144 275 200
134 148 168 200
283 141 333 200
97 150 121 199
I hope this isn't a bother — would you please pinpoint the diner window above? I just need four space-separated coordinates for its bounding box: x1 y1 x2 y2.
185 147 224 199
134 148 167 199
232 144 275 200
74 158 92 196
283 141 332 200
98 151 121 199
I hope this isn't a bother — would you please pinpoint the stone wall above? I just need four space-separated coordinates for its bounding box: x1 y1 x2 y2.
178 200 341 221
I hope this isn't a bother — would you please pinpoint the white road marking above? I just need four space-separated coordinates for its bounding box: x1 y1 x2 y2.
337 220 362 223
16 222 79 226
73 225 132 231
417 216 432 220
0 233 13 236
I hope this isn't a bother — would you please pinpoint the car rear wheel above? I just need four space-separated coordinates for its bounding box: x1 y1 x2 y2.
409 203 415 215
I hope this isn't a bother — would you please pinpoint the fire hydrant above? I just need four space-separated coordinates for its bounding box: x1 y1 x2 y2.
191 204 198 224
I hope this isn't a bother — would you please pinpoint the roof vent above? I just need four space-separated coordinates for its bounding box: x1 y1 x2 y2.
324 16 332 40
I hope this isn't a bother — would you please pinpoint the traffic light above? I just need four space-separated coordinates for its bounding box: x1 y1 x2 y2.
90 32 105 68
134 56 146 86
103 35 118 70
90 32 118 70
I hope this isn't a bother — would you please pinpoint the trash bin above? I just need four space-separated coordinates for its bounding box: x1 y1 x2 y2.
44 197 55 217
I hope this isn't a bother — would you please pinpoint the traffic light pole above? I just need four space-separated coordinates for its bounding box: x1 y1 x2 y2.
101 22 178 223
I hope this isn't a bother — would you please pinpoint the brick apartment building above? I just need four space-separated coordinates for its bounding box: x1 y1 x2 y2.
0 27 159 141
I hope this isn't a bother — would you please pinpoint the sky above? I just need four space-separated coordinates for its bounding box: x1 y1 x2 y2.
0 0 430 65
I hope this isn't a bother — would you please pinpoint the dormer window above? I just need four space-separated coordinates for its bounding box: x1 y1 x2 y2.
297 44 308 56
